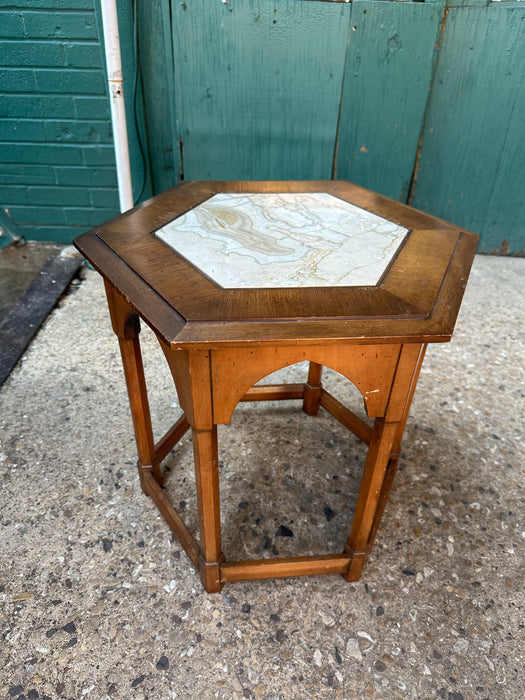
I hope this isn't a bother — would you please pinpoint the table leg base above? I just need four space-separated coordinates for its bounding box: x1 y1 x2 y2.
341 548 369 582
106 289 425 593
198 555 224 593
137 384 398 592
221 554 352 583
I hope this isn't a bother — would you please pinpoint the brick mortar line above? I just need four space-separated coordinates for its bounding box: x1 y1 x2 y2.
6 202 118 205
1 38 100 44
0 118 110 123
1 91 107 96
0 7 96 14
1 185 118 189
0 142 113 146
0 141 110 145
2 64 104 69
2 67 103 72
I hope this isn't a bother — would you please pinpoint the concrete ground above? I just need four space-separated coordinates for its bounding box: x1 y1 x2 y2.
0 255 523 700
0 242 63 323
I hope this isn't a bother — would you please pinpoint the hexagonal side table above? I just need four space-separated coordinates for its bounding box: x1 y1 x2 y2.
74 180 478 593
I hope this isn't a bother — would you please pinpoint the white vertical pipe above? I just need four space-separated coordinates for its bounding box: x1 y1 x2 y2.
100 0 134 212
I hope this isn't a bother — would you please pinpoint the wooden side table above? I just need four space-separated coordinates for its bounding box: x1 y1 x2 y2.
74 180 478 593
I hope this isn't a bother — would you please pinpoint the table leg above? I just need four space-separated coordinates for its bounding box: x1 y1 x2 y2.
303 361 323 415
161 346 225 592
192 426 223 592
135 338 427 590
341 343 426 581
104 281 161 493
366 344 427 550
343 418 398 581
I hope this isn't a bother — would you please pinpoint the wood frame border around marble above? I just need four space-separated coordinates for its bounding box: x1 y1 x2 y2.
75 180 478 347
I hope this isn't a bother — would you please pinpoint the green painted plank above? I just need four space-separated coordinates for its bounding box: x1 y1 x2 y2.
336 1 444 201
447 0 489 8
137 0 179 193
412 5 525 254
171 0 350 180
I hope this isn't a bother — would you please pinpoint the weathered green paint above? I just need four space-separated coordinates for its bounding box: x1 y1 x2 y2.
447 0 489 8
336 0 444 201
412 4 525 253
1 1 524 252
171 0 350 181
136 0 179 193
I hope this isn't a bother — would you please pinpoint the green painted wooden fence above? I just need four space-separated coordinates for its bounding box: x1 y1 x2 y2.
1 0 523 252
137 0 525 254
411 2 525 254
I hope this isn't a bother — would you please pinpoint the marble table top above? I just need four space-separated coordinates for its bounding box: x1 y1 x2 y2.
156 192 408 288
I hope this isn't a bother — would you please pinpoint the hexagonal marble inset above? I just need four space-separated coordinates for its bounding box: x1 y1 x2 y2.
155 192 409 289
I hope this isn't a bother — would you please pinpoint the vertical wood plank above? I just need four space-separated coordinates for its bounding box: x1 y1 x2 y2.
170 0 350 180
136 0 179 193
412 5 525 253
446 0 490 8
336 0 443 201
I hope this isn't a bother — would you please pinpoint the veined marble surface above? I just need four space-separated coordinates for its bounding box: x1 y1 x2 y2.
156 192 408 288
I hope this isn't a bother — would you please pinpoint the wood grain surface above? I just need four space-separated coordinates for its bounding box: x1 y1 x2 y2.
170 0 350 180
78 179 478 590
75 180 478 347
136 0 179 193
336 0 443 200
412 4 525 253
